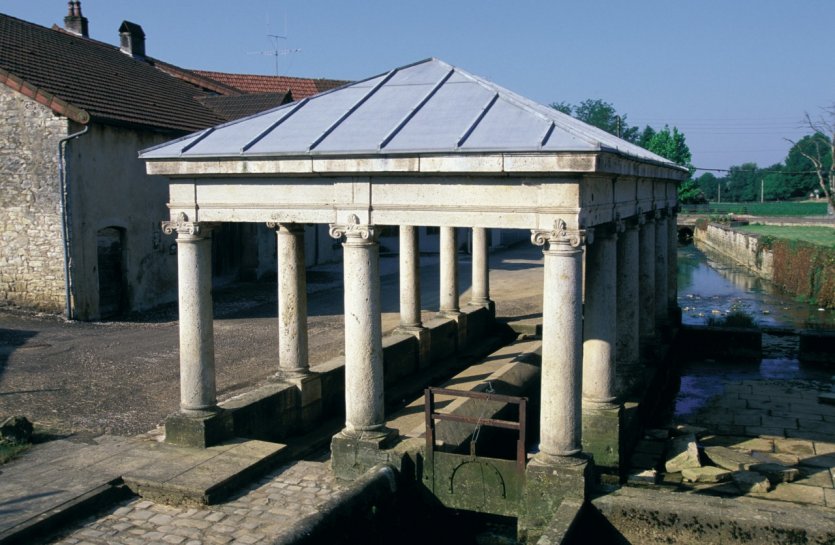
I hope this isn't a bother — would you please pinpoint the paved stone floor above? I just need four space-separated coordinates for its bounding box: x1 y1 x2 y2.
628 374 835 508
48 458 343 545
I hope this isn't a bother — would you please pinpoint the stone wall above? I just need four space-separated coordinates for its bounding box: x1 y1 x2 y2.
693 223 774 279
67 123 179 320
0 85 69 312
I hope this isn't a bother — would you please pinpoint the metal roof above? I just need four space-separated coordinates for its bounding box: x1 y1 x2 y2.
141 58 677 166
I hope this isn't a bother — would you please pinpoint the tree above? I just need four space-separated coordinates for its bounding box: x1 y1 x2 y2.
551 100 701 202
724 163 760 202
645 125 692 170
695 172 719 201
550 99 639 142
786 120 834 213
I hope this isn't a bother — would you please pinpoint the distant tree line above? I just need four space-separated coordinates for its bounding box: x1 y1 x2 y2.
552 100 835 213
692 132 832 205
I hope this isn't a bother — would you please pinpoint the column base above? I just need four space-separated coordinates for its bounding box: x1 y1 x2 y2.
393 325 431 369
582 402 623 480
330 427 399 481
519 454 593 544
164 409 233 448
438 310 467 351
467 298 495 318
285 373 322 428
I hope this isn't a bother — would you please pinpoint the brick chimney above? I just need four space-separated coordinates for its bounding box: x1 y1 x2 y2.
119 21 146 58
63 0 89 38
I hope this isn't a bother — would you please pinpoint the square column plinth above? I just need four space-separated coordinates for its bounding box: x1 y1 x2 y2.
519 457 593 544
164 410 233 448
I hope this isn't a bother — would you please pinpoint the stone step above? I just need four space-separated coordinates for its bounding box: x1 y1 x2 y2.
122 439 287 505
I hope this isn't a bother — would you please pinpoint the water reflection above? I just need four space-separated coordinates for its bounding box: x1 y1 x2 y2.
677 243 835 329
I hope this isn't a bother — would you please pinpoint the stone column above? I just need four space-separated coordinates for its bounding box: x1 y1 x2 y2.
523 220 591 539
397 225 431 368
638 212 656 347
667 206 679 321
440 226 467 349
399 225 422 328
161 214 229 447
531 220 589 461
329 215 395 480
470 227 492 308
329 215 385 434
583 225 618 408
616 219 642 397
654 211 669 332
439 226 459 315
274 223 309 376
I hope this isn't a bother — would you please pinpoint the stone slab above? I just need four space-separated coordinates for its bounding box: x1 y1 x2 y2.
766 483 826 505
592 486 835 545
732 470 771 494
704 445 760 471
122 439 287 505
665 433 701 473
681 466 731 483
750 463 800 484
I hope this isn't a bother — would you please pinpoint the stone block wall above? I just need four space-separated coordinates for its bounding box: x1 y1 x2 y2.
694 223 774 279
0 86 69 312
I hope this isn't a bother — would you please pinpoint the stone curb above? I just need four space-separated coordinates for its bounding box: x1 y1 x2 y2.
0 480 132 545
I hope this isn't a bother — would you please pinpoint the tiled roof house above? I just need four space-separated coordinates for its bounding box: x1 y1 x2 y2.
0 2 344 320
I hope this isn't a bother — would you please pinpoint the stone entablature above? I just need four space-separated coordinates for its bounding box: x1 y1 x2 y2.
0 84 69 312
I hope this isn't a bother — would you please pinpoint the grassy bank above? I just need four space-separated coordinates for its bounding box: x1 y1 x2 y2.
734 225 835 307
682 201 829 216
737 225 835 248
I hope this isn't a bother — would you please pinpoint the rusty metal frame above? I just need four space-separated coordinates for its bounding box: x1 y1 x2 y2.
424 387 527 473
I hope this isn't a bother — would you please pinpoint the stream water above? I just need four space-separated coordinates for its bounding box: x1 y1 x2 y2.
672 242 835 419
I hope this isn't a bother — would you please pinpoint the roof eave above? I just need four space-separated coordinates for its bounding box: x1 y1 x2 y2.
0 67 90 124
144 149 687 181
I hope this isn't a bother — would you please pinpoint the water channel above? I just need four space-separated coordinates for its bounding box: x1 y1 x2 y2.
672 241 835 419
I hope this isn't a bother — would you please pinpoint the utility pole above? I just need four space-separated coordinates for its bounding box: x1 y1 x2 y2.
761 178 764 203
717 180 721 204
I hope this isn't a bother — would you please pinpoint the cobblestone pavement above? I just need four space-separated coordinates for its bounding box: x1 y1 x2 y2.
47 458 344 545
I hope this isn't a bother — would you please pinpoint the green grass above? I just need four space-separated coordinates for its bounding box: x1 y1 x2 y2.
737 225 835 248
681 201 829 216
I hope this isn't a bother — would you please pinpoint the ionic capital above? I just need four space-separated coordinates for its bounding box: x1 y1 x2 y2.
530 219 590 249
162 212 212 238
329 214 378 242
267 221 305 235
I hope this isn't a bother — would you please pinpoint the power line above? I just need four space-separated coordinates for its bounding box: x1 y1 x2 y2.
693 166 825 175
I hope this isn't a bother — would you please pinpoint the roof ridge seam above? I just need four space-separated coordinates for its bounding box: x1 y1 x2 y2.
379 67 455 150
309 68 399 151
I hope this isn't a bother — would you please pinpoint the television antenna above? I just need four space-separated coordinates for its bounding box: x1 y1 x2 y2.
246 15 301 75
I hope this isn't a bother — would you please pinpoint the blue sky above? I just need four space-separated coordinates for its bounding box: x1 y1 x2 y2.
4 0 833 173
